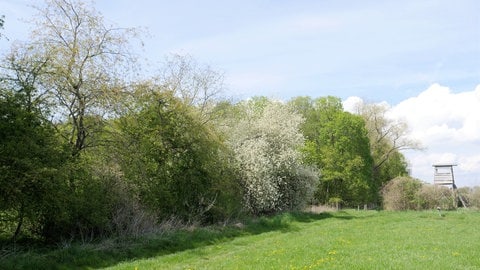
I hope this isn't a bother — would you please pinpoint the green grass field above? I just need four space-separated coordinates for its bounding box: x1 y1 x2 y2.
3 210 480 269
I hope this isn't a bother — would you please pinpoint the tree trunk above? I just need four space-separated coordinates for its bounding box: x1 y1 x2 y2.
11 202 25 242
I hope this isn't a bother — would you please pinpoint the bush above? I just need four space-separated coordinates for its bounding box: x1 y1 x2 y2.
381 176 461 211
37 158 123 242
224 100 318 214
0 89 71 242
381 176 422 210
461 186 480 209
416 184 455 210
116 91 242 223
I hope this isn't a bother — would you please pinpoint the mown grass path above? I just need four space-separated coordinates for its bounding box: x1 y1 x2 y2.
107 210 480 270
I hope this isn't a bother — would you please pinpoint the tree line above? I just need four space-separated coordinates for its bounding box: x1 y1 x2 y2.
0 0 416 243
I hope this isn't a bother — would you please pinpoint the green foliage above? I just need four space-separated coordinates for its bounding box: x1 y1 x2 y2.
375 151 409 183
0 87 68 240
294 96 374 206
37 155 127 241
356 102 417 197
0 83 132 242
115 90 241 222
381 176 423 210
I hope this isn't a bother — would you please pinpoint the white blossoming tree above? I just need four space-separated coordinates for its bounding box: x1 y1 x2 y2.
220 97 318 214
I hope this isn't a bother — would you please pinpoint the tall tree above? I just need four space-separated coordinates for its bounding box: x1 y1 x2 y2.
4 0 139 157
158 54 225 123
354 102 419 188
290 96 374 206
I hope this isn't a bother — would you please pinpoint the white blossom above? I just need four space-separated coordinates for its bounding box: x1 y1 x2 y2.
224 100 318 213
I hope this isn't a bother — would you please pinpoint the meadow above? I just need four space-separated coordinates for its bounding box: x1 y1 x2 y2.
2 210 480 269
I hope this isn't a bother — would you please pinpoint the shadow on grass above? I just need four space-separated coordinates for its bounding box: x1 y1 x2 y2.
0 211 344 270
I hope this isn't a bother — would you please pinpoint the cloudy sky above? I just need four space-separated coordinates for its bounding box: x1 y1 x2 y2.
1 0 479 186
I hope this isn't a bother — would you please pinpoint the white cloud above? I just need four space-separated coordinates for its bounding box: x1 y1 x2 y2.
345 84 480 187
389 84 480 144
395 84 480 186
342 96 363 113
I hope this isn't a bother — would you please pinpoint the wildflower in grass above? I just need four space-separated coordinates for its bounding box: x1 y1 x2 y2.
269 248 285 256
328 250 337 255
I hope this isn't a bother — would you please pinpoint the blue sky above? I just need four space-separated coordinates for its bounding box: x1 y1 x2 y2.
93 0 480 103
1 0 480 186
1 0 478 103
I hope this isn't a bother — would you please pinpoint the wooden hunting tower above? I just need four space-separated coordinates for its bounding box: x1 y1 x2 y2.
432 164 466 208
433 164 456 186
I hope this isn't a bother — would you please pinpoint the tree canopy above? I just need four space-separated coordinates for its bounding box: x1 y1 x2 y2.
291 97 374 206
4 0 139 157
354 102 420 194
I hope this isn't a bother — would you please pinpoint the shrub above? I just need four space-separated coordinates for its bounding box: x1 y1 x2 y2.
225 100 318 214
462 186 480 209
116 91 242 223
381 176 422 210
382 176 461 211
416 184 455 210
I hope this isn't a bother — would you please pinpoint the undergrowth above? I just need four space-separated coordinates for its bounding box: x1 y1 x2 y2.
0 212 329 270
